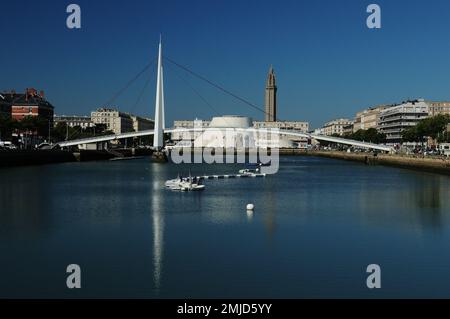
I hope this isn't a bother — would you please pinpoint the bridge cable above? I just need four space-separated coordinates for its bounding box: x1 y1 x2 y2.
166 63 242 130
165 62 223 117
102 59 156 108
164 56 271 118
129 62 157 114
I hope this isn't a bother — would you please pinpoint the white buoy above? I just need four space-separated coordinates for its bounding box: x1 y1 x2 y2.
246 203 254 211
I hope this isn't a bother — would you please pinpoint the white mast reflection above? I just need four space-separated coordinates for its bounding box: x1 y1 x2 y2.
152 168 164 292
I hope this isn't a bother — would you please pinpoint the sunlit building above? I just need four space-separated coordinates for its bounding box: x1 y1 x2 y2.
322 118 353 136
353 105 388 132
91 108 134 134
427 101 450 116
54 115 94 129
378 99 429 144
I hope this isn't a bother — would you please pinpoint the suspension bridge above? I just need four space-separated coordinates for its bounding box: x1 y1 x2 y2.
55 38 393 153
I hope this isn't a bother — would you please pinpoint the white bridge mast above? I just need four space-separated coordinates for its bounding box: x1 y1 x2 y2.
153 36 165 149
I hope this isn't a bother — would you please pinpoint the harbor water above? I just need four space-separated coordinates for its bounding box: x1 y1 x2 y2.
1 156 450 298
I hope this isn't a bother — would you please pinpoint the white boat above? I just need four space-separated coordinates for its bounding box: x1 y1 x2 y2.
238 168 260 175
166 172 205 191
179 180 205 191
165 174 184 188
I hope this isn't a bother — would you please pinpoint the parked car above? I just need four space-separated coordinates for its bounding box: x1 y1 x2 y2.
439 143 450 157
0 141 16 150
36 142 53 150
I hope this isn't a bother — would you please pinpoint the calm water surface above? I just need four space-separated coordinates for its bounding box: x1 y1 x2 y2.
1 156 450 298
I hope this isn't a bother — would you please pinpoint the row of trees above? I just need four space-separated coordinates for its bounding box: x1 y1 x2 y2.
0 115 113 143
402 114 450 143
51 122 112 142
344 128 387 144
0 115 50 139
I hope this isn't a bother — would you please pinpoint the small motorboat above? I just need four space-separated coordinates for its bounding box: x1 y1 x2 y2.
166 171 205 191
238 168 260 175
179 180 205 191
165 174 184 188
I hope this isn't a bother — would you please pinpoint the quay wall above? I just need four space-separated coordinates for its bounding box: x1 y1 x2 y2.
302 150 450 175
0 150 77 168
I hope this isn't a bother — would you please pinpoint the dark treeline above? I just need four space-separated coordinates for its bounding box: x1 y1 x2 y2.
0 115 112 142
402 114 450 143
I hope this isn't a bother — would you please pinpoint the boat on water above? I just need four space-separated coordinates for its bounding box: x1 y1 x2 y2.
179 180 205 192
238 162 269 175
166 172 205 191
238 168 261 175
165 174 184 188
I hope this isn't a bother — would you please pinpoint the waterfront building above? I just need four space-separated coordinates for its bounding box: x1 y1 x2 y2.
343 123 354 136
199 115 295 148
171 119 211 143
91 108 134 135
265 66 277 122
313 128 324 135
54 115 94 129
427 101 450 116
322 118 353 136
353 105 388 132
187 116 253 148
378 99 429 144
253 121 309 133
6 88 54 125
131 115 154 131
254 121 309 148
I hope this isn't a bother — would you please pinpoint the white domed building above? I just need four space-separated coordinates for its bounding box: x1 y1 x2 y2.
191 115 294 148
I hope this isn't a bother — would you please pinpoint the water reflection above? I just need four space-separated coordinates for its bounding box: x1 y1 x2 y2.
262 179 277 238
0 167 52 236
3 157 450 298
151 164 165 293
246 209 254 221
349 168 450 233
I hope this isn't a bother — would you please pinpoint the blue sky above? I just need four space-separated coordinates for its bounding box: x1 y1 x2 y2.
1 0 450 128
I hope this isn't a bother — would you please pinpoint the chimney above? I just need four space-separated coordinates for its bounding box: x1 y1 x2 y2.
40 90 45 98
25 88 28 101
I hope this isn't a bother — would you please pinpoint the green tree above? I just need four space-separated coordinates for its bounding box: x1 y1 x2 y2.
402 126 418 142
402 114 450 143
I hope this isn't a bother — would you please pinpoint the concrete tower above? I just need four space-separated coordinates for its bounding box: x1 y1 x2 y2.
265 66 277 122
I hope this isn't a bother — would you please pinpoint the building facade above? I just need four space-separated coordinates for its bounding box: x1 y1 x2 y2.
427 101 450 116
322 119 353 136
343 123 354 136
131 116 154 132
353 105 387 132
7 88 54 125
171 119 211 143
378 99 429 144
265 66 277 122
54 115 94 129
91 108 134 134
253 121 309 133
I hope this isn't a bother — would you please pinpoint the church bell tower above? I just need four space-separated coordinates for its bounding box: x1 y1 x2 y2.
265 66 277 122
